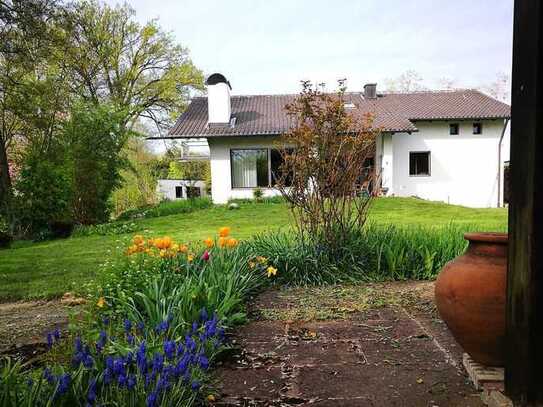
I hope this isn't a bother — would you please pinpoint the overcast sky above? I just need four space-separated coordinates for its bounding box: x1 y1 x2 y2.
104 0 513 95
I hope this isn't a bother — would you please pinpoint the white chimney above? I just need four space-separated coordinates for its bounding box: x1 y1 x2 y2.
206 73 232 124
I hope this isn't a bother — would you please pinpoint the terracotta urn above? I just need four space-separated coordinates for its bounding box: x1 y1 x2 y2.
434 232 507 366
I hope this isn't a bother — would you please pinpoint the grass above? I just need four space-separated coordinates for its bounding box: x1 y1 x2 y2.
0 198 507 301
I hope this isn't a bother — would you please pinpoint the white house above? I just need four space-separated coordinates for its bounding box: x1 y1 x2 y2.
156 179 207 201
162 73 511 208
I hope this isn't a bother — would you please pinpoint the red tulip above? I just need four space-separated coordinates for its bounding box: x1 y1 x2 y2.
201 250 210 261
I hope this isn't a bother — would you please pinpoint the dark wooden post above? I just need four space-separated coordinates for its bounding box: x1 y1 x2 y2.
506 0 543 404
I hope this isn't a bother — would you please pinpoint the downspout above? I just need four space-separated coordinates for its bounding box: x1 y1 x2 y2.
497 118 510 207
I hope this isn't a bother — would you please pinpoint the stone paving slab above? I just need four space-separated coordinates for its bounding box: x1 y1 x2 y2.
215 285 485 407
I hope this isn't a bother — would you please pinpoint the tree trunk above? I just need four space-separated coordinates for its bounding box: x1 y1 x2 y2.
0 139 13 217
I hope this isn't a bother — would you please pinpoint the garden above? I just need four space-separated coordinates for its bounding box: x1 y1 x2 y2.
0 81 507 406
0 4 507 404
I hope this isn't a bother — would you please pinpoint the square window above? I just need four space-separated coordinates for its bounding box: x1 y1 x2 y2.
409 152 431 176
473 122 483 134
175 186 183 199
449 123 459 135
231 149 269 188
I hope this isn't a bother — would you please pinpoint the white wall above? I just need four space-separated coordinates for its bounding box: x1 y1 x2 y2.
208 119 508 207
156 179 207 201
208 136 283 204
388 120 508 208
376 133 394 194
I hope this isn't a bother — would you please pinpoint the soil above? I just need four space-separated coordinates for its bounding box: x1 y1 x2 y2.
0 300 77 361
213 281 483 406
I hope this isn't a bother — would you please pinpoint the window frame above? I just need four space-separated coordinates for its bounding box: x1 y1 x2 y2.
409 151 431 177
230 147 292 189
473 122 483 135
449 123 459 135
230 148 270 189
175 185 183 199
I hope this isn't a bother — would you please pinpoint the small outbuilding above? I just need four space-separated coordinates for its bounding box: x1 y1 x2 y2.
156 179 207 200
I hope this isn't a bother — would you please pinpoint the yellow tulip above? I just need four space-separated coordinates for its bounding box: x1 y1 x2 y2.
218 227 231 238
218 237 227 248
204 237 214 248
266 266 278 278
187 254 194 262
179 244 188 253
159 249 167 258
96 297 106 308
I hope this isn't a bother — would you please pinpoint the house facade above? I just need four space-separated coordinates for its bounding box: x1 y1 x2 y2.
162 73 511 208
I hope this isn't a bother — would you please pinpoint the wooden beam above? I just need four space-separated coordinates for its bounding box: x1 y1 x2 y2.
506 0 543 404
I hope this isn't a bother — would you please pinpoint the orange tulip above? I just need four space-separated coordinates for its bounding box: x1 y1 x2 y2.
226 238 238 248
204 237 214 248
218 227 231 237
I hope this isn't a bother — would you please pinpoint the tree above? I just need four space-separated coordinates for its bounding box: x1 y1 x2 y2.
64 102 130 224
276 80 379 249
64 1 204 135
482 72 510 103
384 69 426 93
111 137 160 216
438 76 456 90
0 0 66 222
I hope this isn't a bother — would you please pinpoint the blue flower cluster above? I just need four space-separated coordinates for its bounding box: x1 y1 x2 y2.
40 309 224 406
46 327 61 348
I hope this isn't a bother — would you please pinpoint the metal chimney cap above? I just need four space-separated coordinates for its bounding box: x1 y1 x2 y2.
206 73 232 90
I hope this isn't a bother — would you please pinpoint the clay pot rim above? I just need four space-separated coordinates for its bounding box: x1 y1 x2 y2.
464 232 508 244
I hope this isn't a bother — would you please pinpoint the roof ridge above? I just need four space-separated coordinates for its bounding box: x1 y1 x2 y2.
191 88 485 100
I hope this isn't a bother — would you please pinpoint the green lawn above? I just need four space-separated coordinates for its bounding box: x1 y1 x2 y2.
0 198 507 302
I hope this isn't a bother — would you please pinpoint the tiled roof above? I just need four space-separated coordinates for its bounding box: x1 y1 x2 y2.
166 89 510 138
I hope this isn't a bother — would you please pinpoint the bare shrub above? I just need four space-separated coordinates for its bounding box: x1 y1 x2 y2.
275 80 380 249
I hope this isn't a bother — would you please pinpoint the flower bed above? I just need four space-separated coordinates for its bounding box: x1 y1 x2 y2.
1 227 277 406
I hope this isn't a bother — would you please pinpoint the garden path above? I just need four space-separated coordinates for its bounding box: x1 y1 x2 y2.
214 282 484 406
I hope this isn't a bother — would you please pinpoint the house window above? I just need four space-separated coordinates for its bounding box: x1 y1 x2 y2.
231 149 269 188
449 123 459 135
175 186 183 199
270 149 293 186
186 186 201 198
409 152 431 176
473 122 483 134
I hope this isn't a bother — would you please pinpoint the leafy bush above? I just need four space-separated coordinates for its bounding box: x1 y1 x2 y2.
73 221 138 237
252 187 264 201
116 198 212 221
248 224 472 285
13 154 73 237
0 216 11 249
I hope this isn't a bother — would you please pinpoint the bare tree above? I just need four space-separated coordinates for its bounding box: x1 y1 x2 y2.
384 70 426 93
482 72 510 103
